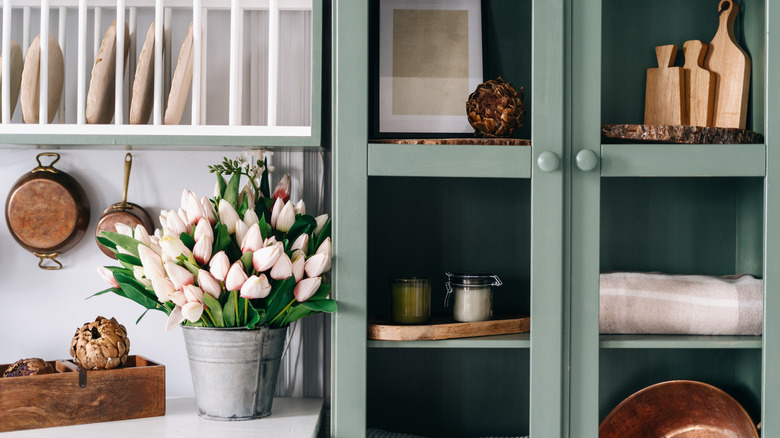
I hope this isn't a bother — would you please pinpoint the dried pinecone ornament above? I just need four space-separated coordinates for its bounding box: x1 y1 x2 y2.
467 77 526 138
2 358 55 377
70 316 130 370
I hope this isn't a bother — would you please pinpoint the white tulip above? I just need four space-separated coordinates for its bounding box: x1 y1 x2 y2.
181 301 204 323
193 234 214 265
314 237 331 273
184 191 206 226
165 209 188 236
225 261 248 292
313 214 329 236
165 262 195 290
240 274 272 299
270 198 284 228
252 244 282 272
181 188 195 211
197 269 222 300
240 184 256 210
183 284 205 304
152 278 176 302
115 222 134 237
241 223 264 253
218 199 240 234
133 266 153 287
294 277 322 302
291 250 305 282
97 266 119 288
304 253 328 278
193 218 214 243
264 236 278 248
209 251 230 282
166 306 184 331
270 252 293 280
276 201 296 233
291 233 309 256
294 199 306 215
170 290 188 307
160 235 191 259
138 244 166 280
202 196 217 226
133 224 152 247
243 209 260 228
234 220 249 248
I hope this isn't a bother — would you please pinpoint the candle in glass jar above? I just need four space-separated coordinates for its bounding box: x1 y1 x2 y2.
453 284 492 322
389 278 431 324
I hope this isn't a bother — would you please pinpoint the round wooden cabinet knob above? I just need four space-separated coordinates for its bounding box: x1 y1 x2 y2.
576 149 599 172
537 151 561 173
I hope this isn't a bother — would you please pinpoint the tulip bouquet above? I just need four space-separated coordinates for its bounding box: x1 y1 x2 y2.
94 154 336 330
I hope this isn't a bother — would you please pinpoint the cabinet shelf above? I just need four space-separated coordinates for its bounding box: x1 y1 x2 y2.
600 144 765 177
368 143 531 178
599 335 762 349
368 333 530 349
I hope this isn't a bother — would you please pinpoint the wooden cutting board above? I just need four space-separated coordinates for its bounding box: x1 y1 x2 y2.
703 0 750 129
368 314 529 341
644 44 686 125
683 40 715 127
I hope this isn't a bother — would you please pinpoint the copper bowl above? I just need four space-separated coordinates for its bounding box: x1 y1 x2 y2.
599 380 758 437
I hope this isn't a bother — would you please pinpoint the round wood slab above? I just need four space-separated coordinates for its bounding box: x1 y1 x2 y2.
601 124 763 144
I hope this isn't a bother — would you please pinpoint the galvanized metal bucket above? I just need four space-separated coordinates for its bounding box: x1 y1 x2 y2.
181 325 288 420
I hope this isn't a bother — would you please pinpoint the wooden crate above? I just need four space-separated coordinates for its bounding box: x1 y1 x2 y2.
0 355 165 432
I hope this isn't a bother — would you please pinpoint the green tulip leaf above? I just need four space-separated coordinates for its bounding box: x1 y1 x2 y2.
223 290 238 326
239 195 249 219
224 172 241 211
180 232 196 251
309 284 331 301
88 286 126 299
114 273 162 311
240 251 254 275
259 160 270 200
280 304 310 326
299 299 338 313
216 173 227 199
204 294 225 327
313 218 331 253
96 236 117 251
182 259 200 276
213 223 242 262
98 231 141 257
286 215 316 245
116 253 142 267
136 309 150 324
265 278 296 324
244 304 261 329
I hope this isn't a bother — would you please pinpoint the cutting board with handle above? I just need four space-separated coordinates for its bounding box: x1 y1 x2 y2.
704 0 751 129
644 44 686 125
683 40 716 127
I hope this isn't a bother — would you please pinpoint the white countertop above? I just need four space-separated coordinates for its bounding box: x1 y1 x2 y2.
2 397 324 438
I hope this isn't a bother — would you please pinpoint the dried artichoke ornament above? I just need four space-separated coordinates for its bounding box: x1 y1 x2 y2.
2 358 55 377
466 77 526 138
70 316 130 370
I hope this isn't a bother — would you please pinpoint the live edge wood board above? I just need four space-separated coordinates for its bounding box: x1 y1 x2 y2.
0 355 165 432
369 315 530 341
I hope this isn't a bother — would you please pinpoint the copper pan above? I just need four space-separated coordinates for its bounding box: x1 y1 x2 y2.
95 153 153 258
5 153 90 269
599 380 758 437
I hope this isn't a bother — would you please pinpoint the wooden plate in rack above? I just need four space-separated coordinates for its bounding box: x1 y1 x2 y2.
0 41 24 120
20 34 64 124
164 22 194 125
86 20 130 124
130 21 156 125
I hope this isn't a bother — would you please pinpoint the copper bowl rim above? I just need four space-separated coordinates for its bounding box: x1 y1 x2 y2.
599 380 759 437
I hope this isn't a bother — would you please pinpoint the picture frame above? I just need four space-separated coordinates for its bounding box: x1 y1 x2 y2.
379 0 483 134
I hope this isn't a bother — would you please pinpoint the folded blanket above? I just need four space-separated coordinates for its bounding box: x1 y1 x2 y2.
599 272 762 335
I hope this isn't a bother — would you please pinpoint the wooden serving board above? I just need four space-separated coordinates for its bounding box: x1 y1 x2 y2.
704 0 751 129
0 355 165 432
644 45 686 125
368 314 530 341
602 124 763 144
683 40 716 127
371 138 531 146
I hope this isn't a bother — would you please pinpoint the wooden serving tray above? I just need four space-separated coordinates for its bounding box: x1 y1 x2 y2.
0 355 165 432
368 314 530 341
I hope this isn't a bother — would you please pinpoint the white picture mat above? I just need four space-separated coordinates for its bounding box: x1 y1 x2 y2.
379 0 482 133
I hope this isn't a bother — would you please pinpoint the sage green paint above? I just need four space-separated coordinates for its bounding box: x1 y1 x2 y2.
601 144 766 177
331 0 368 436
367 333 530 349
599 335 763 350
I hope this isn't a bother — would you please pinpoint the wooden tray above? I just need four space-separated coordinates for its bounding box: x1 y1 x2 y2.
601 124 763 144
0 355 165 432
368 314 530 341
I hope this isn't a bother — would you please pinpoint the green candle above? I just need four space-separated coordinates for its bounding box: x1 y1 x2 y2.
389 278 431 324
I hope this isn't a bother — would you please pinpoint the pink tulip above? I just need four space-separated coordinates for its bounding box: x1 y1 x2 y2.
243 209 260 228
291 250 305 282
314 214 329 236
182 302 204 323
198 269 222 300
225 261 248 291
181 188 195 211
115 222 134 237
165 209 188 236
241 223 264 253
270 252 293 280
165 262 195 290
252 245 282 272
276 201 296 233
294 199 306 215
240 274 272 299
133 266 153 287
272 174 291 203
138 244 166 280
193 218 213 243
170 290 188 307
240 184 256 210
304 253 328 278
166 306 184 331
97 266 119 288
264 236 278 248
291 233 309 255
294 277 322 302
161 235 191 259
235 220 249 247
193 234 214 265
134 224 152 247
152 278 176 302
184 190 205 226
209 251 230 281
183 284 205 304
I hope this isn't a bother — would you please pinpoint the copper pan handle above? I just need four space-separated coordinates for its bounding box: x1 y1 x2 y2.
33 252 62 270
121 153 132 208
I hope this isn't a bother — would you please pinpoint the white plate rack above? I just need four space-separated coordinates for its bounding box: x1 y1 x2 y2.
0 0 319 146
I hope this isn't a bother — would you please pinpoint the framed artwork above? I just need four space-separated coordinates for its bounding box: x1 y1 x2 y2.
379 0 483 134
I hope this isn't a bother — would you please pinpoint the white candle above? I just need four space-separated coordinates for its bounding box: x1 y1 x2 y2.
453 285 492 322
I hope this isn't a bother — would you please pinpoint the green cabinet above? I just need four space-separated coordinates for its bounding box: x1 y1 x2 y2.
332 0 774 436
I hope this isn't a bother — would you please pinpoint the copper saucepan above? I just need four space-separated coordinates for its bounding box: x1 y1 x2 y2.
95 153 154 258
5 153 90 269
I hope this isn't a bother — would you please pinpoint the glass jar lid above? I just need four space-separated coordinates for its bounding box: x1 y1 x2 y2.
445 272 502 287
389 277 431 285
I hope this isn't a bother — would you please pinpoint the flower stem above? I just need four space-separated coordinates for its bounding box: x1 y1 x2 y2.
234 292 239 325
269 298 295 326
243 298 248 324
203 307 216 327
